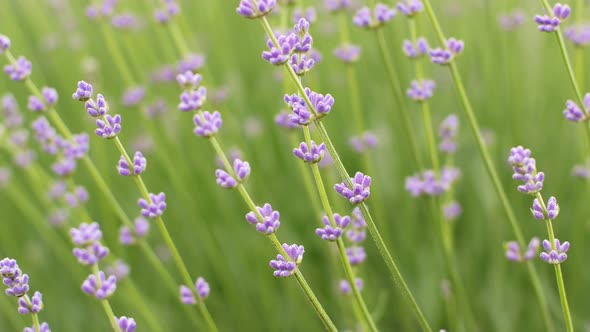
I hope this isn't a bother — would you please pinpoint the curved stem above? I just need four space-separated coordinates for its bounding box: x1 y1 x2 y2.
92 265 123 332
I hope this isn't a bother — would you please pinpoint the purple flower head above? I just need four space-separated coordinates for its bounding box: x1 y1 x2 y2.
442 201 462 221
4 56 32 81
180 277 210 304
335 172 371 204
346 207 367 243
85 94 108 118
2 94 23 128
270 244 304 277
106 260 130 280
346 246 366 265
339 278 363 295
535 4 570 32
349 132 379 153
51 157 76 177
72 81 93 101
507 146 545 194
430 38 464 65
70 222 102 246
245 203 281 234
196 277 210 299
333 44 361 63
1 259 29 297
275 111 299 129
111 13 141 30
122 86 145 106
407 79 435 101
95 114 122 139
24 322 50 332
82 271 117 300
0 35 10 54
524 237 541 261
293 7 317 25
293 140 326 163
73 242 109 266
306 88 334 117
564 24 590 46
237 0 277 18
262 32 298 65
28 95 46 112
402 38 429 58
316 213 351 241
284 94 313 125
62 133 90 160
397 0 424 17
176 71 202 89
32 117 59 154
18 291 43 314
193 111 222 137
540 238 570 264
233 159 250 181
177 53 206 73
498 10 525 31
180 285 195 305
42 87 58 105
179 87 207 112
116 316 136 332
138 192 167 218
353 4 396 29
563 94 590 122
0 258 20 279
439 114 459 153
118 151 147 176
325 0 352 12
290 53 315 76
553 3 571 20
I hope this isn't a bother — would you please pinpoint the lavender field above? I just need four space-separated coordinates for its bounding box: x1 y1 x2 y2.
1 0 589 331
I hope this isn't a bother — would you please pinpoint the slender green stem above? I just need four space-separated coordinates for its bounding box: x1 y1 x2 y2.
421 2 555 331
23 296 41 332
535 193 574 332
258 15 432 332
91 265 123 332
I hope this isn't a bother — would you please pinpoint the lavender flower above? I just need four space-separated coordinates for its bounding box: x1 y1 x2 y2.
430 38 464 65
193 111 222 137
0 258 30 297
111 13 141 30
138 192 167 218
116 316 137 332
325 0 352 13
349 131 379 153
85 94 107 117
4 56 32 81
339 278 363 295
531 196 559 220
215 158 250 188
293 7 316 25
81 271 117 299
270 244 304 277
0 34 10 54
42 87 58 105
117 151 147 176
24 322 50 332
119 217 150 245
72 81 93 101
442 201 462 221
122 86 146 106
397 0 424 17
180 285 195 305
2 94 23 128
439 114 458 153
507 146 545 194
402 38 429 58
564 24 590 46
245 203 281 234
95 114 122 139
236 0 276 19
18 291 43 314
346 246 367 265
333 44 360 63
28 95 46 112
353 4 396 29
215 169 236 188
70 222 102 246
106 260 130 280
178 53 206 73
535 3 570 32
275 111 298 129
316 213 351 241
335 172 371 204
407 79 435 101
346 207 367 243
540 239 570 264
563 93 589 122
498 10 525 31
293 140 326 163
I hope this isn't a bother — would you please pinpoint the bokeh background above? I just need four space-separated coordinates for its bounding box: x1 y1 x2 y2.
1 0 589 331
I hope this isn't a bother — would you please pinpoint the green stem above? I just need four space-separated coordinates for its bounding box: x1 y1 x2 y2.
258 16 432 332
421 1 555 331
91 265 123 332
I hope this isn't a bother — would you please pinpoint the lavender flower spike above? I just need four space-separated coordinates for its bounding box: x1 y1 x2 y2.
316 213 351 241
215 169 237 188
4 56 32 81
138 192 167 218
334 172 371 204
439 114 459 153
397 0 424 17
95 114 122 139
24 322 50 332
118 151 147 176
81 271 117 299
293 140 326 163
402 38 429 58
535 3 570 32
72 81 93 101
245 203 281 234
193 111 222 137
270 244 305 277
333 44 361 63
563 93 590 122
430 38 464 65
407 79 435 101
117 316 137 332
18 291 43 314
178 86 207 112
236 0 276 19
339 278 363 295
0 35 10 54
540 239 570 264
507 146 545 194
353 4 396 29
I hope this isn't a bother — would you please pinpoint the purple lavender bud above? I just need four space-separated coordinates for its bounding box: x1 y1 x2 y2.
193 111 222 137
553 3 571 20
333 44 360 63
334 172 371 204
154 9 170 24
70 222 102 246
118 151 147 176
430 38 464 65
51 158 76 177
293 7 317 25
245 203 281 234
176 71 202 89
270 244 304 277
284 94 313 125
505 241 522 262
534 14 562 32
316 213 351 241
346 246 366 265
111 13 141 30
116 316 136 332
442 201 462 221
4 56 32 81
215 169 237 188
122 86 145 106
275 111 299 129
42 87 58 105
196 277 209 299
262 32 297 65
85 94 108 118
119 226 134 245
283 243 305 263
24 322 50 332
106 260 130 280
27 95 46 112
180 285 196 304
339 278 363 295
178 87 207 112
73 242 109 266
178 53 206 73
5 273 29 297
498 10 525 31
572 161 590 179
524 237 541 260
546 196 559 219
531 198 545 219
18 291 43 314
237 0 276 19
293 140 326 163
81 271 116 299
0 35 10 54
540 238 570 264
290 54 315 76
407 79 435 101
72 81 93 101
306 88 334 117
402 38 429 58
564 24 590 46
439 114 458 153
151 65 176 83
233 159 251 182
95 114 122 139
375 4 396 24
507 145 531 166
0 258 20 279
397 0 424 17
353 4 396 29
563 98 588 122
138 192 167 218
325 0 352 12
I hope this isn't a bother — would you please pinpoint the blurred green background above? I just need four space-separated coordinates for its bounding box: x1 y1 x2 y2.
1 0 589 331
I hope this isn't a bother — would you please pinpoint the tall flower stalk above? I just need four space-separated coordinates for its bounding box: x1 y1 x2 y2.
420 1 554 331
237 2 432 330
